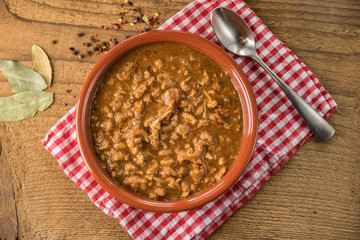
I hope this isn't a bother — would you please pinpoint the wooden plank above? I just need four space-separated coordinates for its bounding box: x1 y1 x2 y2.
0 0 359 239
0 130 18 240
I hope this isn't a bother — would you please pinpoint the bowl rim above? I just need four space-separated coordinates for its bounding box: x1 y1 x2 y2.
76 30 258 213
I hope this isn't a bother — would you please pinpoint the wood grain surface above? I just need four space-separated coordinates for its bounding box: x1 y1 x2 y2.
0 0 359 239
0 131 18 240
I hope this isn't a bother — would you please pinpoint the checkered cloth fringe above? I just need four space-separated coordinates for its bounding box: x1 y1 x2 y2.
42 0 337 239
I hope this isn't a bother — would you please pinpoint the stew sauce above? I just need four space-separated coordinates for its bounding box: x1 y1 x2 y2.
90 43 243 200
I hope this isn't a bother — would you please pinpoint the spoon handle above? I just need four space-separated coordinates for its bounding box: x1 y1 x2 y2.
252 54 335 142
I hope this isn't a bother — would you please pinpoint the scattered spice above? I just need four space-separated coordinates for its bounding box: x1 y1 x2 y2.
112 23 122 30
133 17 140 24
66 89 72 93
52 40 58 44
64 103 68 106
68 1 161 58
90 35 99 43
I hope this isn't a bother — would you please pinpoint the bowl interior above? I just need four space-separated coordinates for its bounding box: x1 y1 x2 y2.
76 30 258 212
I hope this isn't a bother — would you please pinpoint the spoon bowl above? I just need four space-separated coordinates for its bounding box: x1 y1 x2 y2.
211 7 335 142
211 8 255 57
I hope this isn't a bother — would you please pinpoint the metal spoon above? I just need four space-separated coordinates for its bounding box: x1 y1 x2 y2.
211 7 335 142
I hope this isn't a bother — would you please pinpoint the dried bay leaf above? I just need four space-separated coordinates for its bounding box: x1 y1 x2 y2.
0 91 53 121
31 44 52 88
0 60 47 92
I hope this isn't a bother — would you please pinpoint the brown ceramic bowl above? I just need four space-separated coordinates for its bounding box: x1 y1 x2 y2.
77 30 258 213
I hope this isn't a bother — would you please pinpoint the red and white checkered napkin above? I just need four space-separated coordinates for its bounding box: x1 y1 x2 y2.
42 0 337 239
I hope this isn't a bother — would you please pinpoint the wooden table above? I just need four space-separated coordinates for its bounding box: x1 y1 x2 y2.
0 0 359 239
